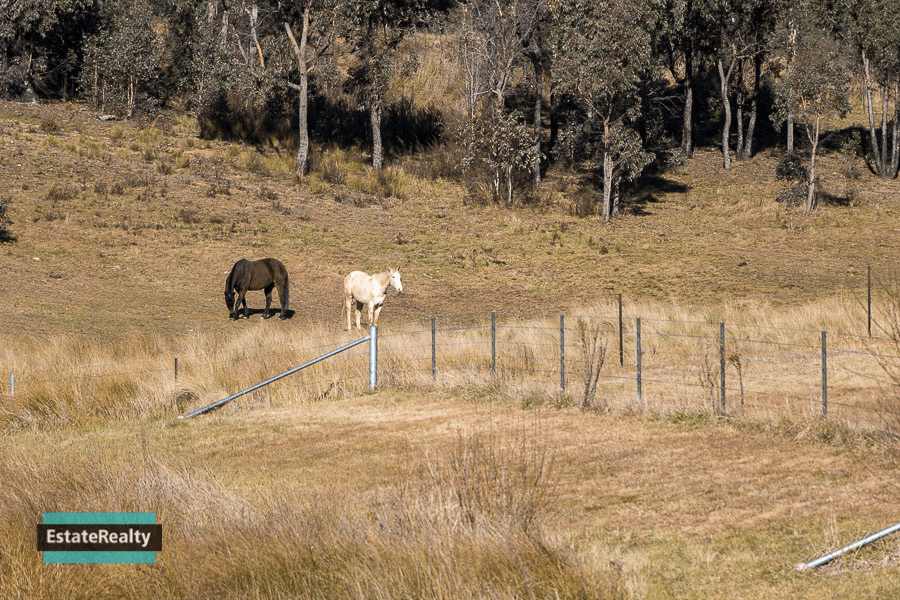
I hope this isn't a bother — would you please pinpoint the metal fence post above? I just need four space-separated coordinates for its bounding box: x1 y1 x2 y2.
8 373 13 398
618 293 624 367
719 322 726 414
636 318 643 408
431 317 436 381
560 315 565 392
174 358 179 382
491 312 496 377
369 325 378 391
822 331 827 419
868 265 872 338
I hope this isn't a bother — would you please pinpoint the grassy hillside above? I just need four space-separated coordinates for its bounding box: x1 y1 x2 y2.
3 97 900 598
1 99 898 341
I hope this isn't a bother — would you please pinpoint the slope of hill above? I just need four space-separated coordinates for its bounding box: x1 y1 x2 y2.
1 99 898 341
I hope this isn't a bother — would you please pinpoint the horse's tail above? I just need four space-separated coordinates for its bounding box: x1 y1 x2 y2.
282 272 290 311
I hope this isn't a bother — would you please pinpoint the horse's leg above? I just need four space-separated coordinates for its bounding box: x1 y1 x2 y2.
237 289 249 319
344 295 352 330
373 304 383 327
356 301 364 330
262 283 274 319
366 302 376 328
277 275 289 320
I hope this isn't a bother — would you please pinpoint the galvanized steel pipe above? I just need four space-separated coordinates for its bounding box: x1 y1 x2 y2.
797 521 900 570
181 332 372 418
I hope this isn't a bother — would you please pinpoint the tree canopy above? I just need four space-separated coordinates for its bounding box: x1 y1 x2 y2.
1 0 891 216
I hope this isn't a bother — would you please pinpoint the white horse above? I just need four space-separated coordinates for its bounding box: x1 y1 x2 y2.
343 268 403 331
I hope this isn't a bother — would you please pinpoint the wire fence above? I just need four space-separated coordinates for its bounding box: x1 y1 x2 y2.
3 309 900 435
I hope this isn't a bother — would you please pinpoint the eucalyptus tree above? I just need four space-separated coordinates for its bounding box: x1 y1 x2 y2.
340 0 425 171
551 0 656 222
733 0 773 161
281 0 339 174
0 0 100 101
521 3 551 187
189 0 281 129
850 0 900 180
703 0 772 169
80 0 165 116
654 0 710 159
768 0 805 153
455 0 546 202
772 28 852 213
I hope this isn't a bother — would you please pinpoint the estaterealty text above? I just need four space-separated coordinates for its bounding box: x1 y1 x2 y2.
45 528 152 548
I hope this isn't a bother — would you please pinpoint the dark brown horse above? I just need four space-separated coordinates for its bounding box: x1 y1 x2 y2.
224 258 290 320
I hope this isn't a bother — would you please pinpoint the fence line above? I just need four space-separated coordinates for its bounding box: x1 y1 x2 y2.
4 311 900 434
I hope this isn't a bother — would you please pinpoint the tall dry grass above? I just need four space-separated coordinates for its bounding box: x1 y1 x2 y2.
0 424 612 599
1 295 899 437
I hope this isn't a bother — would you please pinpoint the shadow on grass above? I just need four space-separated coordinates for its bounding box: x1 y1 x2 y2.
229 308 296 321
627 173 691 217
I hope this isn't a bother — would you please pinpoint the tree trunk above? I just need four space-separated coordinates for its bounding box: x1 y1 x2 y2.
806 116 820 214
785 15 797 154
743 55 761 159
735 60 745 161
371 100 383 171
602 116 613 222
717 54 735 170
862 51 886 177
681 41 694 159
612 176 621 218
881 87 890 175
530 50 543 188
284 14 311 175
891 77 900 179
549 87 558 155
602 149 613 222
247 5 265 70
787 115 794 153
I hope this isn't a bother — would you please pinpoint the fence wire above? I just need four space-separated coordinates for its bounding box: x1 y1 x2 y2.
4 312 900 434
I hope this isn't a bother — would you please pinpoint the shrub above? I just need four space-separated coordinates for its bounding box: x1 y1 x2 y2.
46 185 76 202
0 200 15 243
776 183 807 206
374 166 409 200
775 152 808 183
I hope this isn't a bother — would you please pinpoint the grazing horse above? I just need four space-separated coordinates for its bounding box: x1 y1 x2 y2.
224 258 290 320
343 268 403 330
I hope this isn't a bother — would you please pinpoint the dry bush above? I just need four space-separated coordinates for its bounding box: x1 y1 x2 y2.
39 118 60 134
578 318 607 410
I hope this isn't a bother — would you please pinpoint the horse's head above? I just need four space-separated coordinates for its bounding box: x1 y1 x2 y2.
389 268 403 293
224 290 235 312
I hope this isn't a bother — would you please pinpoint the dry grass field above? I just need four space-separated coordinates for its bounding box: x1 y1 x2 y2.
2 96 900 598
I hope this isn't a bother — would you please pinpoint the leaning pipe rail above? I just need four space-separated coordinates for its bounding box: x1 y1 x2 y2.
181 326 377 419
797 520 900 570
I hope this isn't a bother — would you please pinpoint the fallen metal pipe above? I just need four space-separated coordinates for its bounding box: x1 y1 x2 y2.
180 332 372 418
797 521 900 570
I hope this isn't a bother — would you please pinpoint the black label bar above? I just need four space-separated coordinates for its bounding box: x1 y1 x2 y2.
37 524 162 552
